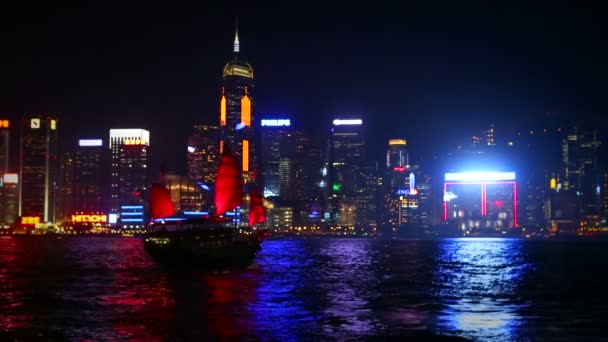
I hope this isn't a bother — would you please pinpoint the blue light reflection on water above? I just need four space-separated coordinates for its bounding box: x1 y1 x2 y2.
432 238 530 341
251 239 385 340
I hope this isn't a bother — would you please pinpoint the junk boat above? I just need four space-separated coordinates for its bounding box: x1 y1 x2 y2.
144 147 266 266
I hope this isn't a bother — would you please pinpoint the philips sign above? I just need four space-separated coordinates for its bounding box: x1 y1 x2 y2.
261 119 291 127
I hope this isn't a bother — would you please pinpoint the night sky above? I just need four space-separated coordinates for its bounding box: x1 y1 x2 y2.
0 2 606 174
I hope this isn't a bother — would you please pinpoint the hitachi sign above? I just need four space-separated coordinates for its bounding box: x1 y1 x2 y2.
71 214 108 224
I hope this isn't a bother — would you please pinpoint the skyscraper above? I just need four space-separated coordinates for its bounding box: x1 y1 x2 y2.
219 28 257 185
187 125 219 187
328 119 376 226
56 152 74 224
19 116 59 223
0 119 12 225
109 129 150 226
260 118 292 198
1 173 18 225
386 139 408 168
0 118 9 176
561 127 603 217
165 173 205 213
74 139 108 213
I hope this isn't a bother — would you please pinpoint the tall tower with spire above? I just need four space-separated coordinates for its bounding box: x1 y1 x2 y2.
219 25 257 185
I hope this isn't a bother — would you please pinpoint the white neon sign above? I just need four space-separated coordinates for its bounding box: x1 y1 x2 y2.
79 139 103 147
333 119 362 126
444 172 516 182
261 119 291 127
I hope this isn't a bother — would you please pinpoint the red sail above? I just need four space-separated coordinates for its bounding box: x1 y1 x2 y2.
214 146 243 216
150 183 175 219
249 186 266 226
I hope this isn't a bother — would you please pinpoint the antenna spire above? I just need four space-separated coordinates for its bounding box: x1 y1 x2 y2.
233 18 240 53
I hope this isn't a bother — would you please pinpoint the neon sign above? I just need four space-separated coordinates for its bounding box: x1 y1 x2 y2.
389 139 406 146
3 173 18 184
71 214 108 224
0 120 9 128
396 189 418 195
333 119 362 126
21 216 40 225
261 119 291 127
444 172 516 182
79 139 103 147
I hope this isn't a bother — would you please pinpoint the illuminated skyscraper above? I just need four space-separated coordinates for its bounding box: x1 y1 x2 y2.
74 139 108 213
187 125 219 187
260 119 292 198
0 119 13 225
0 119 8 176
19 116 59 222
109 129 150 227
56 152 74 223
485 124 496 146
328 119 376 226
381 139 411 228
386 139 408 168
1 173 18 225
561 127 603 217
165 173 205 213
219 28 257 184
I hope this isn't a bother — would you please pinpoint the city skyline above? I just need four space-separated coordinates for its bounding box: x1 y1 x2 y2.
1 3 606 173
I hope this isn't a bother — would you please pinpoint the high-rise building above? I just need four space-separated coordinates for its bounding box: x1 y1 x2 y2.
187 125 220 187
328 119 376 226
109 129 150 227
1 173 18 226
386 139 408 168
259 118 325 225
165 173 205 213
219 28 257 185
603 172 608 219
561 127 603 217
56 152 74 224
485 124 496 146
74 139 108 213
19 116 59 223
0 119 9 176
0 119 14 225
260 118 292 198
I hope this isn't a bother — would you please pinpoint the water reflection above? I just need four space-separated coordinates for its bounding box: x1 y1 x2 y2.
0 237 34 332
433 238 529 341
317 239 382 338
250 240 316 340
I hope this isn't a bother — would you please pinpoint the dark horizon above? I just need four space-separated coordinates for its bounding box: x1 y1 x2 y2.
1 2 606 173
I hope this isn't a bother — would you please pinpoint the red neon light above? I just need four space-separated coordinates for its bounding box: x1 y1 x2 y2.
483 184 487 215
480 183 485 216
393 167 406 172
443 183 448 221
513 182 518 227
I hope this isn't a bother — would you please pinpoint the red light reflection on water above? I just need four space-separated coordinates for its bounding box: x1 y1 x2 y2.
0 237 39 332
200 270 260 339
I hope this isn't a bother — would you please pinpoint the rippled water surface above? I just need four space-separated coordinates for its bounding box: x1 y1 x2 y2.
1 237 608 340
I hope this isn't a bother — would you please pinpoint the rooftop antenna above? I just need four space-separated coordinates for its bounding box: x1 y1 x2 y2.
233 17 240 53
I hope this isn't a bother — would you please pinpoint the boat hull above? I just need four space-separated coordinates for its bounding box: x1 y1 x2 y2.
144 225 262 268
